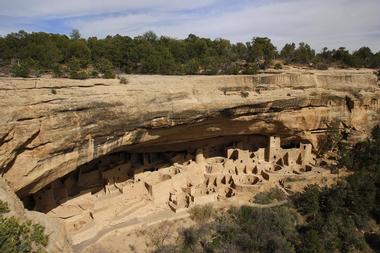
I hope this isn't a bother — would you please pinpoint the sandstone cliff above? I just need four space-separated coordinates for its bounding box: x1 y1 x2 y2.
0 177 73 253
0 70 379 196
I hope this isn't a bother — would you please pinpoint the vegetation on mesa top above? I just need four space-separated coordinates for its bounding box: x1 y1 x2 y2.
0 30 380 79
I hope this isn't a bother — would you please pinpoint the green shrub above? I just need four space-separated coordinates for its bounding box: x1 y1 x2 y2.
316 63 329 70
254 188 287 204
119 77 128 84
224 64 240 75
274 63 283 69
90 70 99 78
211 206 297 253
179 205 298 253
103 70 115 79
52 64 64 78
181 227 198 249
0 200 9 214
243 64 259 75
295 184 321 215
95 58 115 79
184 59 200 74
258 62 268 70
11 61 31 78
300 229 323 253
189 204 214 224
240 90 249 98
31 68 43 78
204 65 219 75
0 200 48 253
68 58 88 79
0 217 48 253
337 141 353 168
294 168 377 252
69 70 88 80
365 233 380 252
317 121 341 156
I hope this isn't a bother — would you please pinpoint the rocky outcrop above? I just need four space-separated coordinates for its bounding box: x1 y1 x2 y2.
0 177 73 253
0 176 25 217
27 210 73 253
1 70 379 196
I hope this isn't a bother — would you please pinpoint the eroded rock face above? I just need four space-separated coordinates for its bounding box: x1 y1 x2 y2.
1 70 379 196
0 177 73 253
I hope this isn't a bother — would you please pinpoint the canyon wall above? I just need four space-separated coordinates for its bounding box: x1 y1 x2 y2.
0 70 379 196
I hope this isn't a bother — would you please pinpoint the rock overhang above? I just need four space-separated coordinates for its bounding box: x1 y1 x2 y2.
0 70 379 196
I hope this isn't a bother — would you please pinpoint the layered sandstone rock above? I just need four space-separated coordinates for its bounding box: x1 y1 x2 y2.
0 69 379 196
0 177 73 253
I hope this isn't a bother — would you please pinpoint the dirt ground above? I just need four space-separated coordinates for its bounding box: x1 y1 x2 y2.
78 168 343 253
83 217 194 253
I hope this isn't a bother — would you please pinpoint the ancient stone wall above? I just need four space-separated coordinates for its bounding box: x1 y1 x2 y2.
27 135 323 231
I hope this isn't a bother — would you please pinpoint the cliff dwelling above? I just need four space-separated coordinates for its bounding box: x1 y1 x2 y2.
1 70 379 252
20 134 334 245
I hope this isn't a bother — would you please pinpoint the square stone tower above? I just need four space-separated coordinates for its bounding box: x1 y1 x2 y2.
299 143 313 165
266 136 281 162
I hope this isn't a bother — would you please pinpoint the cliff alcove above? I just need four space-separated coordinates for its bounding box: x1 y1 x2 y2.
20 133 330 247
23 134 269 212
1 70 380 247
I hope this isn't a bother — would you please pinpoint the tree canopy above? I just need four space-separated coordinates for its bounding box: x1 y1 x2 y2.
0 30 379 78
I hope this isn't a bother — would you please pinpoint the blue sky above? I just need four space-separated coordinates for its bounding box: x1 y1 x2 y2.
0 0 379 52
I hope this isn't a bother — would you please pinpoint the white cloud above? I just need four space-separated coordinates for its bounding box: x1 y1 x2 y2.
70 12 198 38
0 0 217 18
0 0 379 51
195 0 380 51
69 0 380 51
